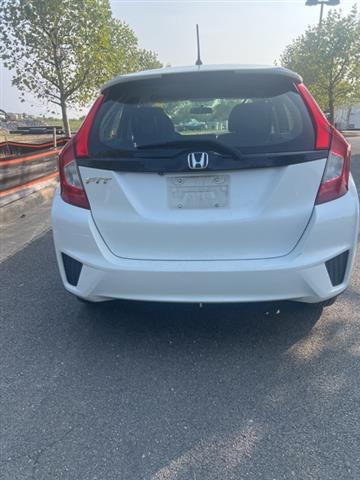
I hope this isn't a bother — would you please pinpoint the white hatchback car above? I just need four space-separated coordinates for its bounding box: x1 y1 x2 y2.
52 65 359 306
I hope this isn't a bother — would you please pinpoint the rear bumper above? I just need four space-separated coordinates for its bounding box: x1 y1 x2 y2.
51 179 359 303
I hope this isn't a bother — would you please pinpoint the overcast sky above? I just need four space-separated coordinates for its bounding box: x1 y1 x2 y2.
0 0 356 117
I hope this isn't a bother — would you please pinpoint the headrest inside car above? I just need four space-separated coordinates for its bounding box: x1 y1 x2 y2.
228 102 272 143
130 107 175 145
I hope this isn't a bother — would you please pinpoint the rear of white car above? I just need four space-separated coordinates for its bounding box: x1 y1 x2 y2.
52 65 359 304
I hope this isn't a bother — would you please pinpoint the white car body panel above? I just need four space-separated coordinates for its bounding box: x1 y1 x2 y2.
51 176 359 303
79 159 327 261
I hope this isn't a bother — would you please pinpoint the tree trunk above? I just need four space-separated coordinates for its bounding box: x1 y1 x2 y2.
346 106 353 129
328 87 335 125
60 100 71 137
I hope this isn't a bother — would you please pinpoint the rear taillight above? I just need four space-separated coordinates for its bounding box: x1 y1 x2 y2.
75 95 104 158
59 139 90 209
297 83 351 204
59 94 104 209
315 129 351 205
296 83 331 150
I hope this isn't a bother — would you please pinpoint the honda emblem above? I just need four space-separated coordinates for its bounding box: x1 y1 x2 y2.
187 152 209 170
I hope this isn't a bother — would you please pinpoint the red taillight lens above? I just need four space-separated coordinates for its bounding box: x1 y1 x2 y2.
296 83 331 150
59 94 104 209
296 83 350 204
59 139 90 209
315 129 351 205
75 94 104 158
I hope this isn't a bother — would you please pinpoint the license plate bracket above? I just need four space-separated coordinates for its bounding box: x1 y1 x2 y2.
168 175 229 209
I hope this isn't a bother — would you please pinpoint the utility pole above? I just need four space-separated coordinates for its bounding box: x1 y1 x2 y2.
319 2 325 26
305 0 340 26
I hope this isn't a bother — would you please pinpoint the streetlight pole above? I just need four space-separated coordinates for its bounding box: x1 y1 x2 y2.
305 0 340 27
319 2 325 26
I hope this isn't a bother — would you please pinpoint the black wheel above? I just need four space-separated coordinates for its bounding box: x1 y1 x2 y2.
293 295 338 309
320 295 338 307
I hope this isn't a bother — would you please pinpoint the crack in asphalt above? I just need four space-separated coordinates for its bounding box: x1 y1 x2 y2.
31 426 77 479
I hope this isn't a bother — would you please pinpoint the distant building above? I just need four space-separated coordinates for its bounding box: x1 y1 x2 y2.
6 112 22 121
335 104 360 129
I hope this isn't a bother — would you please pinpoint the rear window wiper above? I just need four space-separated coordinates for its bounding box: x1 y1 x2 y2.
137 139 242 160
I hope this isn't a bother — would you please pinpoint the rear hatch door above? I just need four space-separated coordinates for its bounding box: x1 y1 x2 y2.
79 70 327 261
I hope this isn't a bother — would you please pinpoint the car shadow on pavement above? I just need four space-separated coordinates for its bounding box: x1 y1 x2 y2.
80 298 322 343
68 298 359 479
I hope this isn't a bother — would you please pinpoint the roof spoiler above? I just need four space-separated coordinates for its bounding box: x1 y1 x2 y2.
101 66 302 93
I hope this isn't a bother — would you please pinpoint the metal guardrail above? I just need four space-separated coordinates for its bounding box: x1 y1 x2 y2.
0 138 69 206
9 126 65 135
0 149 60 191
0 137 68 157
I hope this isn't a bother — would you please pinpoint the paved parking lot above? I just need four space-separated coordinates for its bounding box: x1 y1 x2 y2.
1 138 359 480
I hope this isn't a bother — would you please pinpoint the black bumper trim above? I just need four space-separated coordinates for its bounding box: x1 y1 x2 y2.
325 251 349 286
61 253 83 287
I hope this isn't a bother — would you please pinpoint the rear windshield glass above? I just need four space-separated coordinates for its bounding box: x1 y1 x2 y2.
89 72 315 156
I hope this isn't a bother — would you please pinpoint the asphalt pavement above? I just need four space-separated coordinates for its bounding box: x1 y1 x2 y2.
1 139 359 480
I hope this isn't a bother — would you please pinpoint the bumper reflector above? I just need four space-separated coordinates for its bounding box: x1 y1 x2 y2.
325 251 349 286
61 253 83 286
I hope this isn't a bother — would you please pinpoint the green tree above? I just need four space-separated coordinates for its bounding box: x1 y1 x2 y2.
280 5 360 123
102 18 162 84
0 0 162 136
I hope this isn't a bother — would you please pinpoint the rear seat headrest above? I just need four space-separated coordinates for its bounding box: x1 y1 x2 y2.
130 106 175 144
228 102 272 142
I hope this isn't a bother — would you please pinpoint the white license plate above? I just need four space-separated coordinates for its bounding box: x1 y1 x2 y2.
168 175 229 209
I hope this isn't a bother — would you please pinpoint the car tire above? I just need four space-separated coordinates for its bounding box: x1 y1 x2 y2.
319 295 338 307
294 295 338 309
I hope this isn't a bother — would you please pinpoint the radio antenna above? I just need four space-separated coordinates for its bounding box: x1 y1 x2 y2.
195 24 203 66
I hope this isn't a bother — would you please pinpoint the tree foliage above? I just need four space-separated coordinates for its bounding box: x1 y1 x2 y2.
0 0 162 135
280 5 360 122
